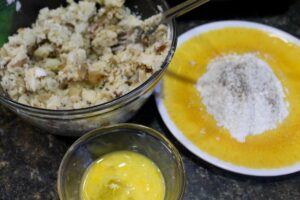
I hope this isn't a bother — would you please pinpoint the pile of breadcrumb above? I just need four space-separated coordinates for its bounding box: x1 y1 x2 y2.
197 53 289 142
0 0 170 109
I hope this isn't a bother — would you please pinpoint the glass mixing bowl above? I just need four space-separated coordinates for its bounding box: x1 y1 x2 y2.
57 123 185 200
0 0 176 136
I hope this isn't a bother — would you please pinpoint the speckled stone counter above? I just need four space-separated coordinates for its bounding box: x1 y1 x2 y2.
1 1 300 199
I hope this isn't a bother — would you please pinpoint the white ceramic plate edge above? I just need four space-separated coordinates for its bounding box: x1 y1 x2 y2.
155 20 300 176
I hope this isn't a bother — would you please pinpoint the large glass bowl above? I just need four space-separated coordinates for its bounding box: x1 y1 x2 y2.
57 123 185 200
0 0 177 136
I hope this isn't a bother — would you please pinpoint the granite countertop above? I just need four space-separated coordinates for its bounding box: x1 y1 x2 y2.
1 1 300 199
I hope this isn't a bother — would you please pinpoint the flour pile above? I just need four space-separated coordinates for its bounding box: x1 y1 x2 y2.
196 53 289 142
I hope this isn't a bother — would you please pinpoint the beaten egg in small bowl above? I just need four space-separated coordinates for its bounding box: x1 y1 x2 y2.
57 124 185 200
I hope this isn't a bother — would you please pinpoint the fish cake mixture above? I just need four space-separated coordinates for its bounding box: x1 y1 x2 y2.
0 0 170 109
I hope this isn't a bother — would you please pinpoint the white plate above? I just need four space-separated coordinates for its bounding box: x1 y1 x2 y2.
155 20 300 176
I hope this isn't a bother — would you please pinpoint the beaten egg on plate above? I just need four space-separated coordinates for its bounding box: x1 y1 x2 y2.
156 21 300 175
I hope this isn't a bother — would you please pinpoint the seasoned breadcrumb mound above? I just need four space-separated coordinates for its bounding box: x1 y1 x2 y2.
0 0 170 109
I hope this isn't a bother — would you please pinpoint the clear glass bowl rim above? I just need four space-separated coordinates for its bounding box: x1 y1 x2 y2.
57 123 186 200
0 2 177 116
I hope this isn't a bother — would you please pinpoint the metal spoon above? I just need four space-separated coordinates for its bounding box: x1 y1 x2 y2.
113 0 210 51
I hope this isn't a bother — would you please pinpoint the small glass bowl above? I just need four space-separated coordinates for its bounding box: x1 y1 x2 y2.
57 123 185 200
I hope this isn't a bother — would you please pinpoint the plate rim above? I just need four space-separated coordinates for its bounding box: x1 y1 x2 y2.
155 20 300 177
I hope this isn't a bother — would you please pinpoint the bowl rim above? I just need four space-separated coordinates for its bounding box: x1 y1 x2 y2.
0 2 177 116
57 123 186 200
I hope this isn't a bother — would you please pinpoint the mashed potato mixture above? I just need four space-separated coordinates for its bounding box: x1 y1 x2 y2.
0 0 170 109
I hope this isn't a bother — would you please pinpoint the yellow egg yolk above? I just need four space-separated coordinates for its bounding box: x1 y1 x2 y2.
81 151 165 200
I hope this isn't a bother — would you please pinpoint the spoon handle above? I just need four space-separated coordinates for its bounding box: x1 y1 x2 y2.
162 0 210 23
